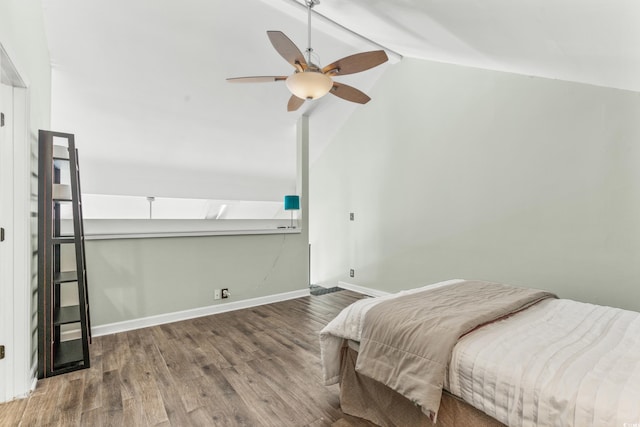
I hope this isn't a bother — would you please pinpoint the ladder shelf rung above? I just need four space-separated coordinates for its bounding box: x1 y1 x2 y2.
54 339 85 369
54 305 81 325
52 184 72 201
52 145 70 160
52 236 76 245
54 271 78 283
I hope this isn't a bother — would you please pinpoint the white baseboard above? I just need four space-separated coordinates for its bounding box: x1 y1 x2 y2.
90 288 311 337
338 281 391 297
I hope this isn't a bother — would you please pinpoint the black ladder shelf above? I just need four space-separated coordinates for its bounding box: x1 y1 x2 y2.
37 130 91 378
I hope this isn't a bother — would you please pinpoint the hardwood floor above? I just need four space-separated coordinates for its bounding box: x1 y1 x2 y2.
0 290 377 427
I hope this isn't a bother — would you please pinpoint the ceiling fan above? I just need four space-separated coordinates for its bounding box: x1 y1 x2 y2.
227 0 389 112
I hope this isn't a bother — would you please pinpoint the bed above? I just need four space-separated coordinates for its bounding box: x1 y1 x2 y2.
320 279 640 427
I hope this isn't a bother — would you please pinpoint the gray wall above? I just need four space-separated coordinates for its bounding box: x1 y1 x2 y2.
86 232 309 326
310 58 640 312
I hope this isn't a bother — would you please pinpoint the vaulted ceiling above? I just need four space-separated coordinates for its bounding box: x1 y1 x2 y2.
41 0 640 201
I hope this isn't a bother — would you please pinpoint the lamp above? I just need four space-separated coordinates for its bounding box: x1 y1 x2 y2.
286 71 333 100
284 195 300 228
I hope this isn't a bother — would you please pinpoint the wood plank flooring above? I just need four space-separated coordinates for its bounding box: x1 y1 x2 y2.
0 290 378 427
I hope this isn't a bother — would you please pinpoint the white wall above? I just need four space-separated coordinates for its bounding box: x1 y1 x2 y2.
0 1 51 127
310 58 640 312
0 0 51 400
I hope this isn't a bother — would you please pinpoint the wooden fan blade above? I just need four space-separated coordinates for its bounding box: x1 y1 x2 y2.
330 82 371 104
227 76 287 83
267 31 307 71
287 95 305 112
322 50 388 76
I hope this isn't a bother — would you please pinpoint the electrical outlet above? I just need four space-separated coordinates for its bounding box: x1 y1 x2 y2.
222 288 230 299
349 212 354 221
214 289 221 300
349 269 355 278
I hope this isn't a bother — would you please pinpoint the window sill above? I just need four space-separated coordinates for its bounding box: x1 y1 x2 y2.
85 228 301 240
62 219 302 240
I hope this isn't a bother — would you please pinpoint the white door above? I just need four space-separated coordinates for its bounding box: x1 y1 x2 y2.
0 44 31 402
0 80 13 403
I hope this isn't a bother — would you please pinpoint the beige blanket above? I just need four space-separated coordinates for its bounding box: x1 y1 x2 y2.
355 280 556 422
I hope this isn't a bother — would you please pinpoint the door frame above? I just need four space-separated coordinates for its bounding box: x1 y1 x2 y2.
1 42 32 403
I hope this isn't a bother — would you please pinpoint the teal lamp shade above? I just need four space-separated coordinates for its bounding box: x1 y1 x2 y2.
284 195 300 228
284 195 300 211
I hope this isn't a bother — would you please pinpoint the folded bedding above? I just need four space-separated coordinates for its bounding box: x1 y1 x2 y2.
320 279 466 385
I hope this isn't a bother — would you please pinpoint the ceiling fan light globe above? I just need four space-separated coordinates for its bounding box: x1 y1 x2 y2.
286 71 333 100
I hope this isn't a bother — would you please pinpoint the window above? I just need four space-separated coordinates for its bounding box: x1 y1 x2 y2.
76 194 288 220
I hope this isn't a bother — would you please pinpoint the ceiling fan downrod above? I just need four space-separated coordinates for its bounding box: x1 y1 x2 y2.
305 0 320 66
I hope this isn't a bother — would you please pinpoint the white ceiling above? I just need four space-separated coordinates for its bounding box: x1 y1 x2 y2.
41 0 640 201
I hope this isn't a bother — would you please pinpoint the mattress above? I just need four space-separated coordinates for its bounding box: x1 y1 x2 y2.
447 297 640 427
320 280 640 427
